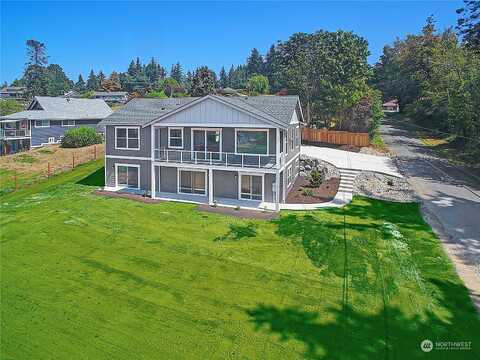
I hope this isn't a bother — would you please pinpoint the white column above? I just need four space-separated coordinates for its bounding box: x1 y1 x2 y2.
275 171 280 211
208 168 213 205
150 126 155 198
282 170 286 204
276 128 280 168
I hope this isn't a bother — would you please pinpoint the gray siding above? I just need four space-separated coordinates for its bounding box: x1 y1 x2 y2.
213 170 237 199
31 119 101 147
105 157 151 190
105 125 151 158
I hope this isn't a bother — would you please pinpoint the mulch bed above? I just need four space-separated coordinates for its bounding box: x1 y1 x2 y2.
285 176 340 204
94 190 162 204
197 204 279 220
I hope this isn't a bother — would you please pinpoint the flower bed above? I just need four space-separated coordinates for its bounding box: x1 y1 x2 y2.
285 175 340 204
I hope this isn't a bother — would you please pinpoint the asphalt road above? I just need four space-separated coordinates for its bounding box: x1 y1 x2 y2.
380 117 480 309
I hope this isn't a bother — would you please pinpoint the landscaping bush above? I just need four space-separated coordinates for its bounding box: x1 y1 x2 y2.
308 168 325 187
302 187 314 197
60 126 103 148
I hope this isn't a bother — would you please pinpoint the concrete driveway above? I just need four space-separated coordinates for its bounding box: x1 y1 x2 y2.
381 117 480 310
301 145 402 177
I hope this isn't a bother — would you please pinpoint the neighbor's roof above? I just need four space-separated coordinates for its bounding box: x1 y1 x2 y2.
0 96 112 121
99 95 301 127
93 91 128 96
0 86 26 93
383 99 399 106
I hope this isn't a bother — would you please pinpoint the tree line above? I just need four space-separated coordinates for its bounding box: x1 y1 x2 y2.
371 0 479 161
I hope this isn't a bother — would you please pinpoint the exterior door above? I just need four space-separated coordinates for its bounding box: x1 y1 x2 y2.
192 129 221 161
240 174 263 201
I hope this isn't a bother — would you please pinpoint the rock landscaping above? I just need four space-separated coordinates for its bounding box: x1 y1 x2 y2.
353 171 416 202
299 154 340 180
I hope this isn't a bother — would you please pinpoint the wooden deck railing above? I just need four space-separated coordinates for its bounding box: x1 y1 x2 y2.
301 128 370 147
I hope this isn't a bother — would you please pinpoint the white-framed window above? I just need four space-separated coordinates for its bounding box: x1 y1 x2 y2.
168 127 183 149
34 120 50 128
115 126 140 150
48 137 56 144
178 169 206 195
235 129 268 155
289 128 295 151
115 164 140 189
287 165 293 186
239 174 263 201
62 120 75 127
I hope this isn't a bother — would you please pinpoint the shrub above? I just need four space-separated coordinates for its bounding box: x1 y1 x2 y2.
302 187 314 197
60 126 102 148
308 168 325 187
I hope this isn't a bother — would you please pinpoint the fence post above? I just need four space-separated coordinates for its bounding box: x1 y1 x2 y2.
72 152 75 168
94 145 97 160
47 162 51 178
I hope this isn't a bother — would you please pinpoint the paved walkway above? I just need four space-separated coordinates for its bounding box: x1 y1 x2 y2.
301 146 402 177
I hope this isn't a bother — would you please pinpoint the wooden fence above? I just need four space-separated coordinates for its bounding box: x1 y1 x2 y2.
301 128 370 147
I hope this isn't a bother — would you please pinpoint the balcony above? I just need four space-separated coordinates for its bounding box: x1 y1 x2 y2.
0 129 31 139
154 148 277 169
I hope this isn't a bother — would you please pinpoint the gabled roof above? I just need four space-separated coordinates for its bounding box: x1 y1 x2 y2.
99 95 302 128
383 99 399 106
93 91 128 96
0 96 112 121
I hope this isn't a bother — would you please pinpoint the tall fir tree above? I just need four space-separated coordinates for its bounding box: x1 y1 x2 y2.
74 75 86 92
86 70 99 91
219 66 228 88
23 39 49 98
246 48 264 76
170 62 183 84
191 66 216 96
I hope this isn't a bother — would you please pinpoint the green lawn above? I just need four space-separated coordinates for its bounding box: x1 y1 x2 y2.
1 162 479 359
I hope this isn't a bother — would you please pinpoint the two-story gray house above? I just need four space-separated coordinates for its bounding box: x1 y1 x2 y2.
0 96 112 155
99 95 302 210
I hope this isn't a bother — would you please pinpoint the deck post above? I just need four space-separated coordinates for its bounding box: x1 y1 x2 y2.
276 128 280 167
208 168 213 205
150 126 155 198
275 171 280 211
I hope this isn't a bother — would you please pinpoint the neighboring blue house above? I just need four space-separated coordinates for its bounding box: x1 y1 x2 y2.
0 96 112 155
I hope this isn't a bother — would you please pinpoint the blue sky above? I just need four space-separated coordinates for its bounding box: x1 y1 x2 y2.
1 1 462 84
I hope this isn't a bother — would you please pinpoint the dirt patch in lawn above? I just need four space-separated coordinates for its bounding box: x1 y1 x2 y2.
197 204 278 220
286 176 340 204
94 190 162 204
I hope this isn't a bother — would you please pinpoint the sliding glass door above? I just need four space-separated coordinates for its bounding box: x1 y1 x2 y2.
179 170 206 195
192 129 221 161
240 174 263 201
116 165 139 189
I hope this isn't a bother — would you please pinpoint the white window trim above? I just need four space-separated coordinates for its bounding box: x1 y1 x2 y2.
234 128 269 156
190 128 223 154
177 168 207 196
287 165 293 187
114 163 140 190
115 126 140 151
48 137 56 144
62 120 75 127
34 120 50 128
238 172 264 202
168 127 184 149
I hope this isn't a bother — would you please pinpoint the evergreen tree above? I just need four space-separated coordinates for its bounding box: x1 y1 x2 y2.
145 58 160 85
102 71 122 91
170 62 183 84
191 66 216 96
26 39 48 66
246 48 264 76
97 70 106 85
45 64 72 96
127 60 137 76
456 0 480 49
184 71 194 94
74 75 86 92
219 66 228 88
86 70 99 91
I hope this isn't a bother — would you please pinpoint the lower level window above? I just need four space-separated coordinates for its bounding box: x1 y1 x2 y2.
48 137 56 144
179 170 206 195
240 174 262 200
117 165 139 189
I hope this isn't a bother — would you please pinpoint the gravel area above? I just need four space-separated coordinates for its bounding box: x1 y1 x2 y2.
299 154 340 180
353 171 416 202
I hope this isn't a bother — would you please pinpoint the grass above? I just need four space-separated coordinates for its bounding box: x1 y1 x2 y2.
13 153 37 164
1 162 479 359
371 129 389 152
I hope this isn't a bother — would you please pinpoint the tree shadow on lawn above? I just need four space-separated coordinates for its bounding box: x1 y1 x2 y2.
214 223 258 242
246 279 480 360
76 167 105 187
